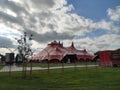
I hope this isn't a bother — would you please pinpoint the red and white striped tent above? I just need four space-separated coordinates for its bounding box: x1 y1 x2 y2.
31 41 95 62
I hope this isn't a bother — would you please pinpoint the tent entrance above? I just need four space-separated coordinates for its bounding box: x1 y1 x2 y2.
62 54 77 63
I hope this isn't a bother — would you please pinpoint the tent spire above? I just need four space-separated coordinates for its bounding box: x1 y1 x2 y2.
59 41 60 44
71 42 75 48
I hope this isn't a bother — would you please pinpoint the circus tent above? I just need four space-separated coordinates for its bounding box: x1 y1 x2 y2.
31 41 95 62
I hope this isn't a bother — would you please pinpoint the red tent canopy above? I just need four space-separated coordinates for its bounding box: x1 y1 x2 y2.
32 41 95 61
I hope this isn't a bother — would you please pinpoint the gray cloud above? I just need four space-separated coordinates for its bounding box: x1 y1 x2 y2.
24 29 75 43
0 0 28 14
0 36 15 48
0 11 23 25
30 0 55 9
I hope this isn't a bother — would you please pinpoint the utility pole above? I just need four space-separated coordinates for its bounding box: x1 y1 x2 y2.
17 32 33 79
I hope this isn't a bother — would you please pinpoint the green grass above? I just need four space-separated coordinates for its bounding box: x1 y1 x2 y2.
0 67 120 90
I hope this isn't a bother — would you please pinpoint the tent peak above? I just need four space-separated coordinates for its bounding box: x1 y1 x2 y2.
71 42 74 47
70 42 76 49
48 41 63 47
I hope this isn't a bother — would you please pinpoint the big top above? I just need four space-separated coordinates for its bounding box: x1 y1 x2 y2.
31 41 95 63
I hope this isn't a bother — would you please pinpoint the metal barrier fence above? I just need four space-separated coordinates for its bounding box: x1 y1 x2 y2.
0 61 99 78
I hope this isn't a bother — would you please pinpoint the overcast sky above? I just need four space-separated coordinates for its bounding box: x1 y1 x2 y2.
0 0 120 54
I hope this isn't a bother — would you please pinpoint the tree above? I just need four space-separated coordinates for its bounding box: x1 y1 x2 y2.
16 32 33 79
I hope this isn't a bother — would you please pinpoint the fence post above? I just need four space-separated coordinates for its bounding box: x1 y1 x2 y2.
9 64 11 76
62 61 64 73
30 61 32 77
85 60 87 69
74 59 77 70
47 60 50 73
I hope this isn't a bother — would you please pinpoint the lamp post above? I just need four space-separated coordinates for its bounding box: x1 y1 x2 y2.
17 32 33 79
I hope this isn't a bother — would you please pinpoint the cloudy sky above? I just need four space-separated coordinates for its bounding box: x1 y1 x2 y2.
0 0 120 54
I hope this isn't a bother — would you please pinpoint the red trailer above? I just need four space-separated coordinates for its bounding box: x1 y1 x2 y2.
111 49 120 67
99 49 120 67
99 51 112 67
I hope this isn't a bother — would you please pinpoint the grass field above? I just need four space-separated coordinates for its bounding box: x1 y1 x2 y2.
0 67 120 90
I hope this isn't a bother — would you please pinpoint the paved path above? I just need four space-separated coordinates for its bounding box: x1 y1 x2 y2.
0 65 98 72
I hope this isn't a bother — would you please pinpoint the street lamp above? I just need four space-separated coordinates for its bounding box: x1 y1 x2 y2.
17 32 33 79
